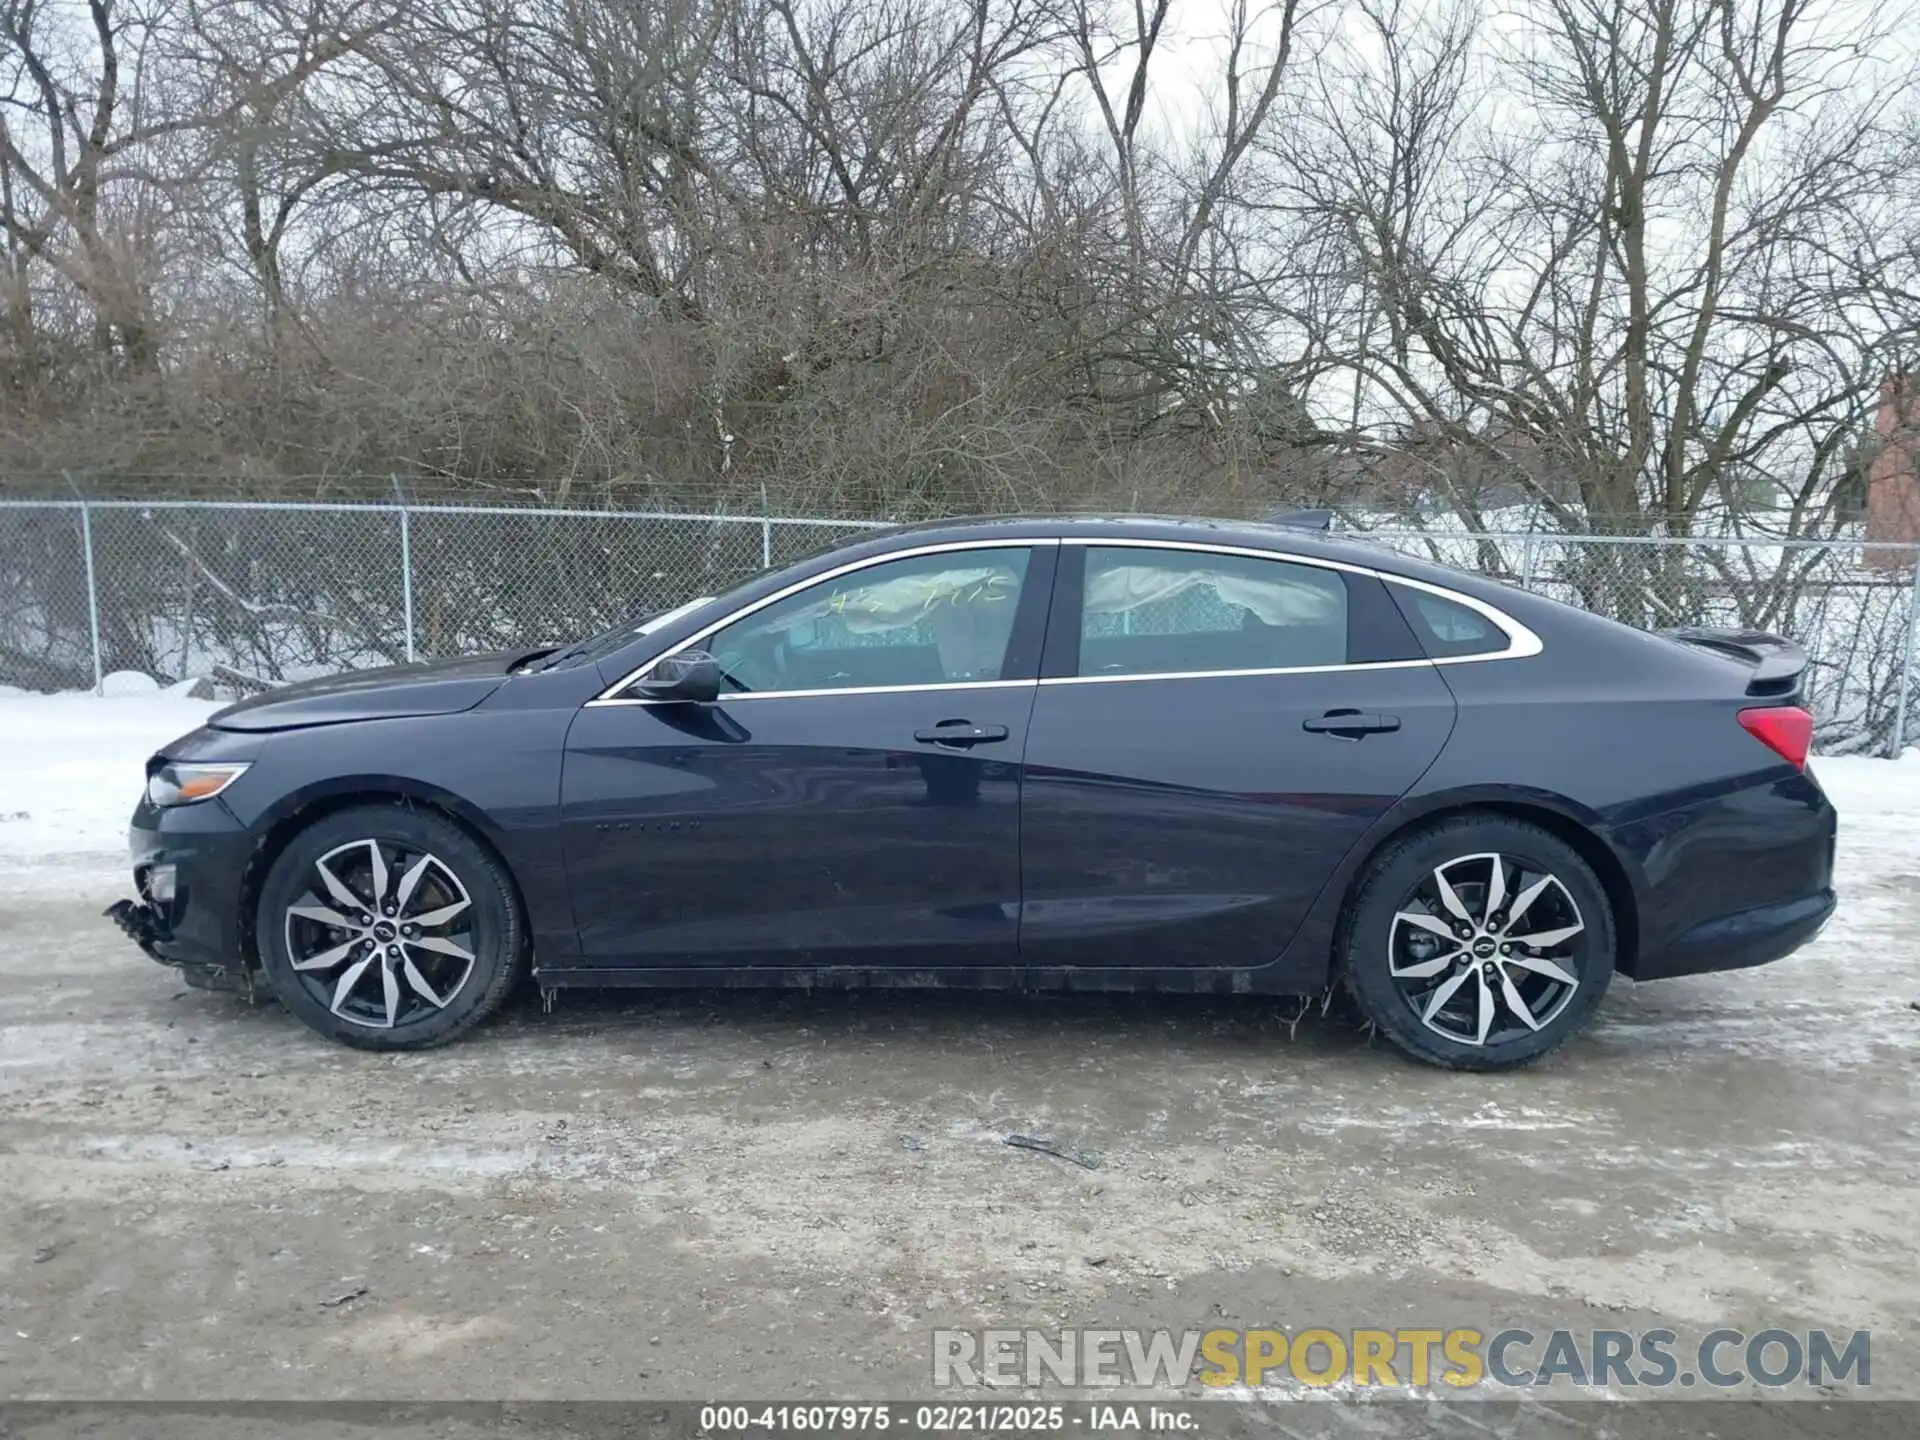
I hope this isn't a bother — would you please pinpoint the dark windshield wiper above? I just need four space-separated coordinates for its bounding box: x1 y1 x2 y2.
526 641 589 674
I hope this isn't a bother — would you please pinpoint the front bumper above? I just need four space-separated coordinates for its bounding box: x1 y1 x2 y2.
105 896 168 958
110 794 258 979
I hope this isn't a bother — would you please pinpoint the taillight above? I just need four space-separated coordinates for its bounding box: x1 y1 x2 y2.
1738 706 1812 771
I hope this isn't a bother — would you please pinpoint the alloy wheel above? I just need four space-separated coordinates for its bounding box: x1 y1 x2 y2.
282 838 477 1030
1386 851 1585 1046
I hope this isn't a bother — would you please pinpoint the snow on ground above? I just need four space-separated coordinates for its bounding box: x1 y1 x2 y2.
4 686 1918 897
3 690 1918 1407
1806 749 1920 860
0 687 222 893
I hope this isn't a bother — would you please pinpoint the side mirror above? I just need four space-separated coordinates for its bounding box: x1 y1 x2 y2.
633 650 723 704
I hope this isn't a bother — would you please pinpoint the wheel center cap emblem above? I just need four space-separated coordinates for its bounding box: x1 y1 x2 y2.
1473 937 1497 958
373 921 397 942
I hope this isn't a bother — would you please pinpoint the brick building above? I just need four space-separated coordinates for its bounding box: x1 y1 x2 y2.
1866 375 1920 570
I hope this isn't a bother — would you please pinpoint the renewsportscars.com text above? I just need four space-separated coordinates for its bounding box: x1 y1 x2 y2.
932 1327 1871 1391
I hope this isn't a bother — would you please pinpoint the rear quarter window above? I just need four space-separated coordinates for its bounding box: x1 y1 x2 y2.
1395 587 1509 659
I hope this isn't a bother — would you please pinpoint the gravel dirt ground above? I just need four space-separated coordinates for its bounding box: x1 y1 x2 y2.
2 751 1917 1438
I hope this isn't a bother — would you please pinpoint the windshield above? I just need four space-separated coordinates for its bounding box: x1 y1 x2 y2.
527 593 721 672
635 595 718 637
521 526 890 673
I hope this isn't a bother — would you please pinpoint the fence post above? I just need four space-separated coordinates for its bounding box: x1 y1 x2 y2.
67 475 105 694
1891 552 1920 759
1519 533 1538 590
761 517 773 570
392 476 416 663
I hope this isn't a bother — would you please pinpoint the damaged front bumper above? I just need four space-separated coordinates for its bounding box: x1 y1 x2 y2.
105 896 168 960
110 793 259 991
104 894 249 993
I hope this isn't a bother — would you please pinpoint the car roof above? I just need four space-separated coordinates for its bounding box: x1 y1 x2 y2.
839 513 1485 590
601 509 1635 687
861 512 1355 552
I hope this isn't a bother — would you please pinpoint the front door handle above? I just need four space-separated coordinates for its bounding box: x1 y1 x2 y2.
1302 710 1401 738
914 721 1011 748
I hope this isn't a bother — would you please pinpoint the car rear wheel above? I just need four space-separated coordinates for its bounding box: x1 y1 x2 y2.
254 805 526 1050
1337 815 1615 1071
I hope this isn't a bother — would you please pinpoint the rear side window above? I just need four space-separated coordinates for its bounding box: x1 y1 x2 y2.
1396 586 1507 659
1075 547 1349 676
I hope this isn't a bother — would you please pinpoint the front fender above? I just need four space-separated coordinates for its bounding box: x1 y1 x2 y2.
222 709 581 965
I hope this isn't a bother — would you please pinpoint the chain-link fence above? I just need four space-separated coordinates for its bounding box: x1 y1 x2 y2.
0 500 882 696
1348 528 1920 756
3 499 1917 755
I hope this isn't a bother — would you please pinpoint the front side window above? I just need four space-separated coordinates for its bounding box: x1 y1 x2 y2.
1076 547 1349 676
700 547 1033 694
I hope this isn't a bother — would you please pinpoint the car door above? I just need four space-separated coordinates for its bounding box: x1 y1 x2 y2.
558 541 1055 971
1017 540 1457 976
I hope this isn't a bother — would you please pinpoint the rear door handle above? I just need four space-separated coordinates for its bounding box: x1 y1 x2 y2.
1302 710 1401 737
914 721 1011 748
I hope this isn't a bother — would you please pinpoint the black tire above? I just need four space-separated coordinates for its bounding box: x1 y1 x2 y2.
1337 814 1615 1072
254 804 526 1051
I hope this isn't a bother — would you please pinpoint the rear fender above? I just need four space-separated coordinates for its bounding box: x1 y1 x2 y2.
1263 784 1645 991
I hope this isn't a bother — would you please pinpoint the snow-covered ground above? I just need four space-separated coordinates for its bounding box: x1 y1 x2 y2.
3 688 1917 1404
3 681 1916 1076
0 687 221 894
4 686 1916 896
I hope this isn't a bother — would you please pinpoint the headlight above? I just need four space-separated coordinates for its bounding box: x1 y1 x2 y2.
147 761 251 807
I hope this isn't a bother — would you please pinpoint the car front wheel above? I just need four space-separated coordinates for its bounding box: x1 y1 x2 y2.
254 804 526 1050
1338 815 1615 1071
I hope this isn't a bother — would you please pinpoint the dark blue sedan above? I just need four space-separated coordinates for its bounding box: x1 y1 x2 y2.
109 515 1837 1069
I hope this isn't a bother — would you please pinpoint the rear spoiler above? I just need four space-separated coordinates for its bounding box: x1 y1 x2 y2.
1661 627 1808 699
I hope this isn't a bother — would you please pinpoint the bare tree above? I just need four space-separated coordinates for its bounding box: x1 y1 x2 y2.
0 0 363 367
0 0 1912 544
1275 0 1920 545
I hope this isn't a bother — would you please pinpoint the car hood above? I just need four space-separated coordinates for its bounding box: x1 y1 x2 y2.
207 651 535 733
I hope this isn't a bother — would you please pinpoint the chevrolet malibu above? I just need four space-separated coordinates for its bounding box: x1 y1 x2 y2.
108 515 1837 1069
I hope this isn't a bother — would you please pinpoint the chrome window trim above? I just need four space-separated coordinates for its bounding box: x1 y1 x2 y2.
587 532 1541 705
1058 534 1379 576
589 538 1055 704
591 677 1036 707
1038 659 1435 687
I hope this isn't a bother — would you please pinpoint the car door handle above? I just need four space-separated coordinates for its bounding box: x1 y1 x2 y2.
1302 710 1401 737
914 722 1011 748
